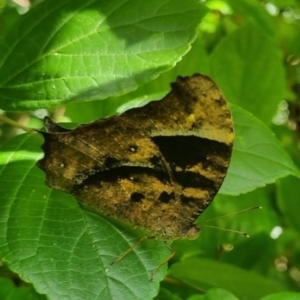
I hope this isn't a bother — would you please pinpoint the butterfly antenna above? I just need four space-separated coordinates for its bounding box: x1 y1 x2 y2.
199 224 249 237
198 206 262 237
201 206 262 224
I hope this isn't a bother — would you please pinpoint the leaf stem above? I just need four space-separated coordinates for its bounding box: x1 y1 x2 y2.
0 114 34 133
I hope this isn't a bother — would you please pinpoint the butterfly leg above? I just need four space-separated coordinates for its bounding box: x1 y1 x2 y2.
150 241 175 281
111 235 150 266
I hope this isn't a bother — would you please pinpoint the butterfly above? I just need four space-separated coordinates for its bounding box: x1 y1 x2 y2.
37 74 233 242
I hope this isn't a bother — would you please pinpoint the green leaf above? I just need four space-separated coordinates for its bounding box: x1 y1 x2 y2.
226 0 276 37
277 176 300 231
209 23 286 124
260 292 300 300
110 35 210 115
0 277 46 300
0 133 170 300
169 258 284 300
65 35 210 123
188 288 239 300
155 287 183 300
220 104 300 195
0 0 206 111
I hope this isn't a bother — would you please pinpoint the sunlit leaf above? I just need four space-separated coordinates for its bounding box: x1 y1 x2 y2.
0 0 206 110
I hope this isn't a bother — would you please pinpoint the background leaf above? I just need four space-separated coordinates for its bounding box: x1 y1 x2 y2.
169 258 284 300
221 104 300 195
64 36 210 123
0 277 46 300
0 0 207 110
226 0 276 36
209 23 286 124
188 288 239 300
260 292 300 300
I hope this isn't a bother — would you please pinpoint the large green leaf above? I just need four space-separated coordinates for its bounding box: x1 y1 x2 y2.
260 292 300 300
209 23 286 124
220 104 300 195
0 133 169 300
65 35 210 123
0 0 207 111
169 258 285 300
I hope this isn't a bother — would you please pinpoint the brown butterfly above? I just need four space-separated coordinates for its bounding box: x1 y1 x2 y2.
37 74 233 276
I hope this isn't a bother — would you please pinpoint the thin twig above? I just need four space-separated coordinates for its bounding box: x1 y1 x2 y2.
0 114 35 133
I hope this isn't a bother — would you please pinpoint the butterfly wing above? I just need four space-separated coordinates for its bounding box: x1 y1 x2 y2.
37 74 233 240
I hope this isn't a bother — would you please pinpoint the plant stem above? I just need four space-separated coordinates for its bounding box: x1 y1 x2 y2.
0 114 34 133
